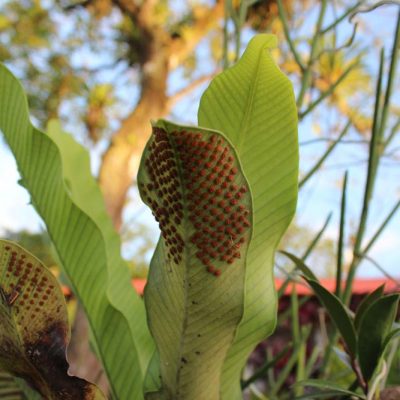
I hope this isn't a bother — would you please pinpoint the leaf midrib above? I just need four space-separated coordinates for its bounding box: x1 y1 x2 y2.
236 47 265 153
168 133 191 398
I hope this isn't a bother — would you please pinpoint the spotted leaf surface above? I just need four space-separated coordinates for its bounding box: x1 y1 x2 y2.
138 120 252 399
199 34 298 399
0 240 105 400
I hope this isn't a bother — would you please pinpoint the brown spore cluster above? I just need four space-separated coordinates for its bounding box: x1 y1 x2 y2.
140 128 184 265
1 245 58 322
140 127 250 276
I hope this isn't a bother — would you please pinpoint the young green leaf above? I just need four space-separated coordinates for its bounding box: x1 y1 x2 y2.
0 240 105 399
138 120 252 399
279 251 319 281
198 33 298 399
0 64 152 400
358 294 400 382
354 284 385 331
305 279 357 357
45 119 154 368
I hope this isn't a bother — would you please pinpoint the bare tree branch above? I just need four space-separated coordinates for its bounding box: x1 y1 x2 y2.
62 0 94 11
167 72 218 109
111 0 139 16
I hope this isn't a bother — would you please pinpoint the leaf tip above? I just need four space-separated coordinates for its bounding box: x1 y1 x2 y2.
249 33 278 50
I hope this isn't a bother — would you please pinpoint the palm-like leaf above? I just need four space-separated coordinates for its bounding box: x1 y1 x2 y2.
0 65 153 400
198 34 298 399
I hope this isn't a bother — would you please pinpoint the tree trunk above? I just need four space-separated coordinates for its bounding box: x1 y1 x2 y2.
98 33 169 230
99 1 223 230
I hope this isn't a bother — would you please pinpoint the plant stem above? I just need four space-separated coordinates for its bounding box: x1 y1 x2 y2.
302 212 333 260
350 357 368 394
335 171 348 298
230 1 249 63
291 284 300 343
299 63 357 119
384 117 400 149
320 330 339 378
378 10 400 140
233 15 241 62
303 345 320 379
320 1 364 34
277 276 292 299
278 296 309 324
381 339 399 388
277 213 332 299
361 199 400 256
343 49 385 305
299 121 350 188
295 338 306 396
277 0 304 71
356 253 400 287
297 0 327 109
223 0 230 69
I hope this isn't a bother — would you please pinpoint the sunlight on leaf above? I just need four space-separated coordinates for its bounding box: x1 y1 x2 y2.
199 33 298 399
139 120 252 399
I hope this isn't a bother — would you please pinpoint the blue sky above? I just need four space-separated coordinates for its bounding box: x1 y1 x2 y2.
0 2 399 279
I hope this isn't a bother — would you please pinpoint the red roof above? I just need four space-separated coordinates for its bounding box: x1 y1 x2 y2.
132 278 400 296
133 278 146 295
275 278 400 296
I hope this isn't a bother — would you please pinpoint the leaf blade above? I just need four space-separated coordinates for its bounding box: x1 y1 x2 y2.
0 64 152 400
139 120 252 399
358 294 400 382
354 284 385 331
198 33 298 399
305 279 357 357
279 251 318 281
0 240 105 399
